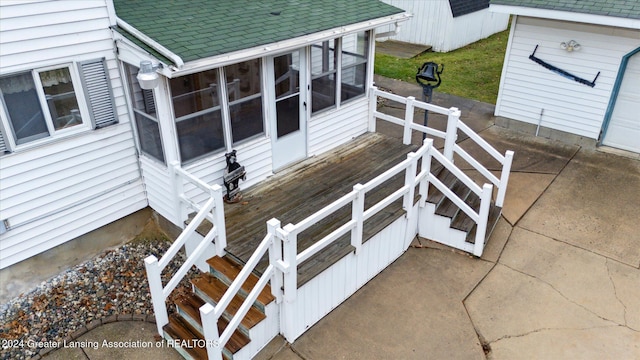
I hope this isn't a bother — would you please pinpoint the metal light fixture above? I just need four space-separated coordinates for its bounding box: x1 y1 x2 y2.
560 40 581 52
136 60 161 89
416 62 444 139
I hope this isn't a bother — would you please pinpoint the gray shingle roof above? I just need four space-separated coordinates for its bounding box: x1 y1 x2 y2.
490 0 640 19
113 0 404 65
449 0 490 18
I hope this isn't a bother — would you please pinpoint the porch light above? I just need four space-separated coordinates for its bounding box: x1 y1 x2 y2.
137 60 161 89
416 62 444 140
560 40 581 52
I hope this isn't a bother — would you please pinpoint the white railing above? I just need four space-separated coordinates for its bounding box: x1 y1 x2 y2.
200 219 283 360
369 86 514 207
144 162 227 336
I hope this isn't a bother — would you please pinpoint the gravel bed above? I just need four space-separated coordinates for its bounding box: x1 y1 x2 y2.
0 239 198 360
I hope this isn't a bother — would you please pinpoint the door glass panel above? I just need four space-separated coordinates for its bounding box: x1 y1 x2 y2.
274 52 300 138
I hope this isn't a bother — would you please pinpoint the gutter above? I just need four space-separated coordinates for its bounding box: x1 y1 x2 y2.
115 17 185 68
375 20 405 39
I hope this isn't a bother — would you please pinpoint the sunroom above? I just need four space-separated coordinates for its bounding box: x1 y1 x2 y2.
112 0 410 228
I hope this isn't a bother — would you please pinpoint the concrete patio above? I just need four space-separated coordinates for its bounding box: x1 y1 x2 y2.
41 76 640 359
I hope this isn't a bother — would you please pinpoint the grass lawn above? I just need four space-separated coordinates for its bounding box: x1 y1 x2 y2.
374 27 510 104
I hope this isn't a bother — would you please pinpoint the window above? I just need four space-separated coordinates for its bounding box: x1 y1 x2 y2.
224 59 264 143
170 69 225 163
126 64 165 163
0 58 116 153
0 66 84 145
311 39 337 113
341 31 369 103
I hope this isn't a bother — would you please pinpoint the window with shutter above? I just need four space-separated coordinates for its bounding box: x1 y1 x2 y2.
0 127 8 154
79 58 118 128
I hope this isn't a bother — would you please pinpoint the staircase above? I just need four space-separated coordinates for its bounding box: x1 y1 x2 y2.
419 164 502 253
163 256 276 360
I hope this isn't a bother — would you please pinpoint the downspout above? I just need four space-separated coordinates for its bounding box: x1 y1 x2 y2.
116 17 185 68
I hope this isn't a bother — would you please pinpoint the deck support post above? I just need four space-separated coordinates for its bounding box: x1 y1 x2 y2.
368 86 378 132
418 139 434 208
351 184 365 255
496 150 514 207
200 302 223 360
403 96 416 145
144 255 168 335
444 107 460 161
279 223 298 342
474 183 493 257
170 160 186 229
268 218 283 304
211 184 227 257
403 152 419 248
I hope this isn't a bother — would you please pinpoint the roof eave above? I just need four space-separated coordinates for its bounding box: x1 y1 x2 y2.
490 4 640 30
168 11 411 78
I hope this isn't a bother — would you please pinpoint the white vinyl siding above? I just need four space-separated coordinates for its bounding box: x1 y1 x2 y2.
377 0 509 52
308 97 369 156
0 0 145 268
495 17 640 139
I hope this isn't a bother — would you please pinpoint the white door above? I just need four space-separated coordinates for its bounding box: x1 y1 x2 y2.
603 50 640 153
269 50 307 171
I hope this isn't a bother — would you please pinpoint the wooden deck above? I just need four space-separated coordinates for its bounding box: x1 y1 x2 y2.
198 132 417 287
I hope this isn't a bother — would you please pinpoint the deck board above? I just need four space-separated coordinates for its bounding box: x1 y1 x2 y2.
218 132 417 281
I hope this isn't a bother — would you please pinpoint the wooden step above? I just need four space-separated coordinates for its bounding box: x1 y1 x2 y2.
450 192 481 232
174 293 251 356
191 273 266 335
207 256 275 312
434 179 472 218
163 313 210 360
465 205 502 245
426 167 457 205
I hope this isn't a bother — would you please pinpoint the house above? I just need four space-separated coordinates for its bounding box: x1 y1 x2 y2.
377 0 510 52
0 0 148 269
490 0 640 153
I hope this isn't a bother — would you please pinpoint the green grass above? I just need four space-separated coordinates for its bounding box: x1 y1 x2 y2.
374 28 510 104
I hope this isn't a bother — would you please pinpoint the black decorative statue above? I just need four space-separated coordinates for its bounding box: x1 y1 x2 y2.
223 150 246 203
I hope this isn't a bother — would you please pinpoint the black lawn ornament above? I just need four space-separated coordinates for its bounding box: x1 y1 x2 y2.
223 150 246 203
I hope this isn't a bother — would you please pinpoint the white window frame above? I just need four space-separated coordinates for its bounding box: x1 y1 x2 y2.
0 62 92 151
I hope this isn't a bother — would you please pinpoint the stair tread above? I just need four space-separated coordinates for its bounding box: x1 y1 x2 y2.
191 273 266 330
206 256 275 306
466 205 502 245
450 192 481 232
434 179 472 218
174 293 250 354
427 168 457 205
164 314 209 360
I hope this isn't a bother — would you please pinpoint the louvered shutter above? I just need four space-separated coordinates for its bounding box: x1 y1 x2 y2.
79 58 118 129
142 89 156 114
0 127 8 154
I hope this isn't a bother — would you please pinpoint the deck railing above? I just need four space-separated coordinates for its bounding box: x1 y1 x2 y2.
144 162 227 336
369 87 514 207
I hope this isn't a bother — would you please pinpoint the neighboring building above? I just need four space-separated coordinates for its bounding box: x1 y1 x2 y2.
0 0 147 269
490 0 640 153
378 0 510 52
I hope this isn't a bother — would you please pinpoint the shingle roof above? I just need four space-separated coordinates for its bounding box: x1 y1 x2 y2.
113 0 404 64
490 0 640 19
449 0 490 18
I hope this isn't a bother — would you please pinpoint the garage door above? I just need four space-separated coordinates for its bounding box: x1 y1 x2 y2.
603 49 640 153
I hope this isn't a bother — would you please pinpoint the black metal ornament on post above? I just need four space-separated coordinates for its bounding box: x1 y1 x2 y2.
223 150 246 203
416 62 444 140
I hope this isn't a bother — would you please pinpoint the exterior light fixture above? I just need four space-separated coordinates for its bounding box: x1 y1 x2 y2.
136 60 162 89
560 40 581 52
416 62 444 140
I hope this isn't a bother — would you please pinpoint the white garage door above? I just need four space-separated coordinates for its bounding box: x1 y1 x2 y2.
603 50 640 153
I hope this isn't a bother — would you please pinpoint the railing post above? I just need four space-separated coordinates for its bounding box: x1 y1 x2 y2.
474 183 493 257
279 223 298 342
404 152 419 248
368 86 378 132
403 96 416 145
267 218 283 304
444 107 460 161
170 160 186 229
200 302 223 360
144 255 168 335
418 139 434 208
496 150 514 208
351 184 365 255
211 184 227 257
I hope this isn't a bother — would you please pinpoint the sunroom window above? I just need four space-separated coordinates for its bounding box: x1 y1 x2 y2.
126 64 165 163
311 39 337 113
170 69 225 163
341 31 369 103
0 65 85 145
224 59 264 143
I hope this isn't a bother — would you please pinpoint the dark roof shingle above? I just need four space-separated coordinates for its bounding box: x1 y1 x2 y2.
490 0 640 19
114 0 404 64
